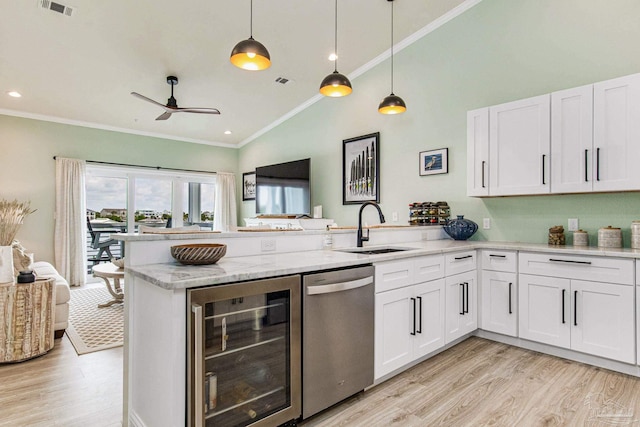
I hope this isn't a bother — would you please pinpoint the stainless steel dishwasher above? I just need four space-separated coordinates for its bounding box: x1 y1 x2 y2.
302 265 374 419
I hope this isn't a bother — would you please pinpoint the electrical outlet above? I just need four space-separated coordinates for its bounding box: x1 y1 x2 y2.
568 218 579 231
261 239 276 252
483 218 491 230
392 211 398 222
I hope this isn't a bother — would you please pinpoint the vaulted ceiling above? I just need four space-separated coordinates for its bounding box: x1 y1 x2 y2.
1 0 468 147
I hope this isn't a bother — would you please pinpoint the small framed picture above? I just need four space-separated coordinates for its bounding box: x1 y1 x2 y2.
242 172 256 200
419 148 448 176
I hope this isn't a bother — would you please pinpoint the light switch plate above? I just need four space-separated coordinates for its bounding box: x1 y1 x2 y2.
568 218 579 231
483 218 491 229
392 212 398 222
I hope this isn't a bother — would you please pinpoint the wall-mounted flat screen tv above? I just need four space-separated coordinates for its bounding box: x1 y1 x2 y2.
256 158 311 216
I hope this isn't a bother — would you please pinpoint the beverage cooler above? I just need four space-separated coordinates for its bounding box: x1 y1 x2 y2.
187 275 301 427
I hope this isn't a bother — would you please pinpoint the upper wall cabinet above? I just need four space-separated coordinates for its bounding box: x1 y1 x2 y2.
467 108 490 197
550 84 593 193
592 73 640 192
488 95 551 196
468 72 640 197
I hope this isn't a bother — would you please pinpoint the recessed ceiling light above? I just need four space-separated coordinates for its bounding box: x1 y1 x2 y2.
224 130 232 135
7 91 21 98
328 53 338 61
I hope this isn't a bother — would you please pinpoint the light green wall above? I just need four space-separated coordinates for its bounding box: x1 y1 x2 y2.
239 0 640 245
0 115 238 262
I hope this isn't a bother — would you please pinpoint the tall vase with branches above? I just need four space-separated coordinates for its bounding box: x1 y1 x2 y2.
0 199 36 283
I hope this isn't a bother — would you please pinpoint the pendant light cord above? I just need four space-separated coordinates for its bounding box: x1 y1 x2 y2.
390 0 395 94
334 0 338 73
250 0 254 38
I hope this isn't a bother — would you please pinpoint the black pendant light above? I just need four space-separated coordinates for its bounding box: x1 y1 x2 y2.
230 0 271 71
378 0 406 114
319 0 352 97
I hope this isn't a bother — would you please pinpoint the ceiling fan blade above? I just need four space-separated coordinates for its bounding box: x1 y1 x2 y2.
177 107 221 115
131 92 167 109
155 112 172 120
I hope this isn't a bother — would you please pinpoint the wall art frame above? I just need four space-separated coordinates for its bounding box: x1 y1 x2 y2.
419 148 448 176
242 171 256 201
343 132 380 205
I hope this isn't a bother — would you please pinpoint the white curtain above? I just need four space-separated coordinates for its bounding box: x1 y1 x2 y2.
54 158 87 286
213 172 237 232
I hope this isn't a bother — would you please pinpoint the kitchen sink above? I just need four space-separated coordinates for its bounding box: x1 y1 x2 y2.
335 247 414 255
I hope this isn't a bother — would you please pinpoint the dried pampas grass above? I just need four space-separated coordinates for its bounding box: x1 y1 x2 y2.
0 199 36 246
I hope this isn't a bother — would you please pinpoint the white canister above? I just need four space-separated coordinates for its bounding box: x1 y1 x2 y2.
0 246 14 283
573 230 589 247
598 226 622 248
631 221 640 249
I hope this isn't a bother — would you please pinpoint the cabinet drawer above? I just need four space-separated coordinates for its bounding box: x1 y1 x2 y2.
445 251 477 276
481 250 517 273
414 255 445 284
375 259 414 293
519 252 633 285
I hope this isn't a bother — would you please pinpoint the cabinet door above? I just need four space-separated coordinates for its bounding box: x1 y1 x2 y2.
413 279 445 359
519 274 570 348
489 95 551 196
480 271 517 337
374 287 414 379
550 84 594 193
571 280 635 364
445 271 477 344
467 107 490 196
593 73 640 192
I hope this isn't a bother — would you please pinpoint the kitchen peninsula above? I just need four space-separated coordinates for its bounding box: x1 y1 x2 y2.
119 228 640 427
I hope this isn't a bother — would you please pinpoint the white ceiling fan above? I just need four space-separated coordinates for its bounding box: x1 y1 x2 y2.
131 76 221 120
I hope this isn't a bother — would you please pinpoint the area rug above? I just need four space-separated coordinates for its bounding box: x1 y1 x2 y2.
66 287 123 355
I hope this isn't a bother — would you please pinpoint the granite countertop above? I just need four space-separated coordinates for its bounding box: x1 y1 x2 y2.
126 240 640 290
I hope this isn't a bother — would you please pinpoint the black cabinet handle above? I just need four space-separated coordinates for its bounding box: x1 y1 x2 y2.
508 282 512 314
549 258 592 265
454 255 473 261
459 283 465 315
574 290 578 326
416 296 422 334
584 149 589 182
542 154 546 185
489 254 506 258
410 297 416 335
481 161 486 188
596 148 601 181
464 282 469 314
562 289 566 324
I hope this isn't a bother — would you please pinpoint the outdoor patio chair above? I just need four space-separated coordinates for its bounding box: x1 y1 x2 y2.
86 217 119 263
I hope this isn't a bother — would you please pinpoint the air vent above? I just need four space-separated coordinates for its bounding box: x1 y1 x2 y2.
38 0 75 16
275 77 292 85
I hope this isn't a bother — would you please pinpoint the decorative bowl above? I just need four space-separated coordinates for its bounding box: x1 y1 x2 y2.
170 243 227 265
443 215 478 241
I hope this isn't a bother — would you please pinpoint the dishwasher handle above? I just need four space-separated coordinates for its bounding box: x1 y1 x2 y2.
306 276 373 295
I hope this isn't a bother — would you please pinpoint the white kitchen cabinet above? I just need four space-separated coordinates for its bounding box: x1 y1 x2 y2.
374 279 445 379
445 270 477 344
550 84 594 193
481 270 517 337
374 256 446 379
488 95 551 196
467 108 490 197
519 252 635 364
593 73 640 192
444 250 477 276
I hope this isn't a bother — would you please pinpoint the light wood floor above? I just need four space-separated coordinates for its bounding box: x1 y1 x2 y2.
302 337 640 427
0 335 122 427
2 336 640 427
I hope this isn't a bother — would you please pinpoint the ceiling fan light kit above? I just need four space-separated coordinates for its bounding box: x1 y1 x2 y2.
379 0 406 114
319 0 352 97
230 0 271 71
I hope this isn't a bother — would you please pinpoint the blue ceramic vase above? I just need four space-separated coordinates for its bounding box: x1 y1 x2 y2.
443 215 478 240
